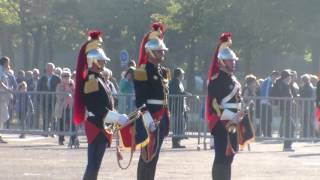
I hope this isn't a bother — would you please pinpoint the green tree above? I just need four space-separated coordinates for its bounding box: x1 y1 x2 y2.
0 0 19 62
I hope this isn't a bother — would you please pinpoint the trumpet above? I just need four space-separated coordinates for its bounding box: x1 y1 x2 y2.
105 104 147 134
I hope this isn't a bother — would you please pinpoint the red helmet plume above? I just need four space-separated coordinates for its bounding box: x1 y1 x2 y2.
87 30 102 40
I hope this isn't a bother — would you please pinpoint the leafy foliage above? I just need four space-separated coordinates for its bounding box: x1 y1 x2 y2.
0 0 319 87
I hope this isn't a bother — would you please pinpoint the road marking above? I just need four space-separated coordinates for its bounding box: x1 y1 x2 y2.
2 135 47 142
302 162 320 166
23 173 41 176
8 137 47 142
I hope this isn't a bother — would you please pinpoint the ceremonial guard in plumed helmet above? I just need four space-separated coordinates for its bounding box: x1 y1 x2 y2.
73 30 129 180
206 32 244 180
134 22 170 180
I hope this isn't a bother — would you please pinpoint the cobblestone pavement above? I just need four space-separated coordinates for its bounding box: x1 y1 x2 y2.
0 134 320 180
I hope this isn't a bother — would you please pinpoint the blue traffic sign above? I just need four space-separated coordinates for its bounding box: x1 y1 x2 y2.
120 50 129 62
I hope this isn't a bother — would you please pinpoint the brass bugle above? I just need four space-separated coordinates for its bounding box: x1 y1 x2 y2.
105 104 147 134
127 104 147 121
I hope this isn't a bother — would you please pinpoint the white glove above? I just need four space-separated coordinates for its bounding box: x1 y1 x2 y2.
118 114 129 126
143 111 156 132
104 111 128 125
231 111 242 124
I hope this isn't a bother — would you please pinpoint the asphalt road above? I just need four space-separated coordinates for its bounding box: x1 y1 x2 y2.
0 134 320 180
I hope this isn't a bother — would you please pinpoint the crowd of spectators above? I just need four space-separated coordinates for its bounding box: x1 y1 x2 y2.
0 54 319 149
0 56 138 145
242 69 318 151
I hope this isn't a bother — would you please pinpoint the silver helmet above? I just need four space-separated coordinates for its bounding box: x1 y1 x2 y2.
86 48 110 68
217 48 238 61
145 38 168 51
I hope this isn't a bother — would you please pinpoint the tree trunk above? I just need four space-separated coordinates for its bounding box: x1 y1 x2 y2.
19 0 31 69
186 44 196 93
32 25 42 68
22 30 30 69
0 26 3 55
46 24 55 62
244 49 252 75
0 26 15 63
311 40 320 74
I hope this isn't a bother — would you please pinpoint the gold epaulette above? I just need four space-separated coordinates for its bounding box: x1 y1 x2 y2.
211 73 219 80
134 65 148 81
84 75 99 94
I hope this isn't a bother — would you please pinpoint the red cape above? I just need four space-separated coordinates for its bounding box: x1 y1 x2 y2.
73 41 89 125
205 43 222 130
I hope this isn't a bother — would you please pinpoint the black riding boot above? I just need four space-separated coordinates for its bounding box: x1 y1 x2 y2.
83 170 98 180
212 163 230 180
137 155 159 180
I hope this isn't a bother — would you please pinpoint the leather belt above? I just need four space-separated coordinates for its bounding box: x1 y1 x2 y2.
147 99 166 105
220 103 241 110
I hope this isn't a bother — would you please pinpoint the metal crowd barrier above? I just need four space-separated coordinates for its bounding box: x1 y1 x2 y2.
116 94 208 149
0 91 78 136
168 94 208 149
1 91 318 149
243 96 319 141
